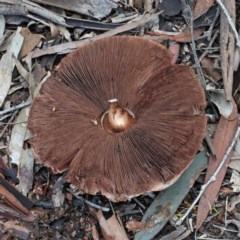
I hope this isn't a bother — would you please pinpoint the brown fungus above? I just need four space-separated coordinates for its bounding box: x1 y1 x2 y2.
28 36 207 202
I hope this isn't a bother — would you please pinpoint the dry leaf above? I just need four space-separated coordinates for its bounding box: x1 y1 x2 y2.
58 25 72 42
0 28 23 107
227 195 240 212
20 27 43 58
48 23 59 38
9 100 30 165
201 57 222 81
193 0 215 19
134 152 209 240
230 170 240 192
196 101 238 230
28 12 163 58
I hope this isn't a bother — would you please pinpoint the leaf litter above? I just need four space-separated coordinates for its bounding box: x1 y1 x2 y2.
0 0 240 239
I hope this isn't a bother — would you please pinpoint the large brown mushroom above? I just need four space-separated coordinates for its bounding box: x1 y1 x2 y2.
28 36 207 202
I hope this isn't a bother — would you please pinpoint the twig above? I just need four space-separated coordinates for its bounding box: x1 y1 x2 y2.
110 13 139 23
213 224 239 234
216 0 240 47
133 197 146 210
188 5 206 89
0 120 28 125
176 127 240 226
199 30 220 63
207 7 220 41
67 188 110 212
0 111 17 138
0 101 31 116
204 135 216 159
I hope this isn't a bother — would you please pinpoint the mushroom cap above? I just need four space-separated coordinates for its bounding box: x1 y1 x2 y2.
28 36 207 202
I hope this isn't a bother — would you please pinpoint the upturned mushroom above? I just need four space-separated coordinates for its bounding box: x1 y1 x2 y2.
28 36 207 202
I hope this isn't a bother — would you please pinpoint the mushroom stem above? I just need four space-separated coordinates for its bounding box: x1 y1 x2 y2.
101 100 135 134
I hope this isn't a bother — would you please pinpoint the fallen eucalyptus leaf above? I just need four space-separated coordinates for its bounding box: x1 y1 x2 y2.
196 101 238 229
0 28 23 107
9 100 30 165
134 151 208 240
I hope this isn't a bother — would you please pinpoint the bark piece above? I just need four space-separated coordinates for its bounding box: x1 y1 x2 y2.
96 210 128 240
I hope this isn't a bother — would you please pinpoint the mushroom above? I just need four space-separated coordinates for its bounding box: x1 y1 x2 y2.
28 36 207 202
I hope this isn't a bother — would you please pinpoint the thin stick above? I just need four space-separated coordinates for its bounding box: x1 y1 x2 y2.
176 127 240 226
207 7 220 41
0 101 31 116
199 30 220 63
67 188 110 212
216 0 240 47
0 111 17 138
189 4 206 89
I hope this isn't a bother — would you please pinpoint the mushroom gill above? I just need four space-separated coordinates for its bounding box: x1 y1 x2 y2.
28 36 207 202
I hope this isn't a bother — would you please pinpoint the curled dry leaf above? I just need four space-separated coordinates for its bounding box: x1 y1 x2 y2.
209 89 233 118
28 36 207 202
20 27 43 58
225 220 240 238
